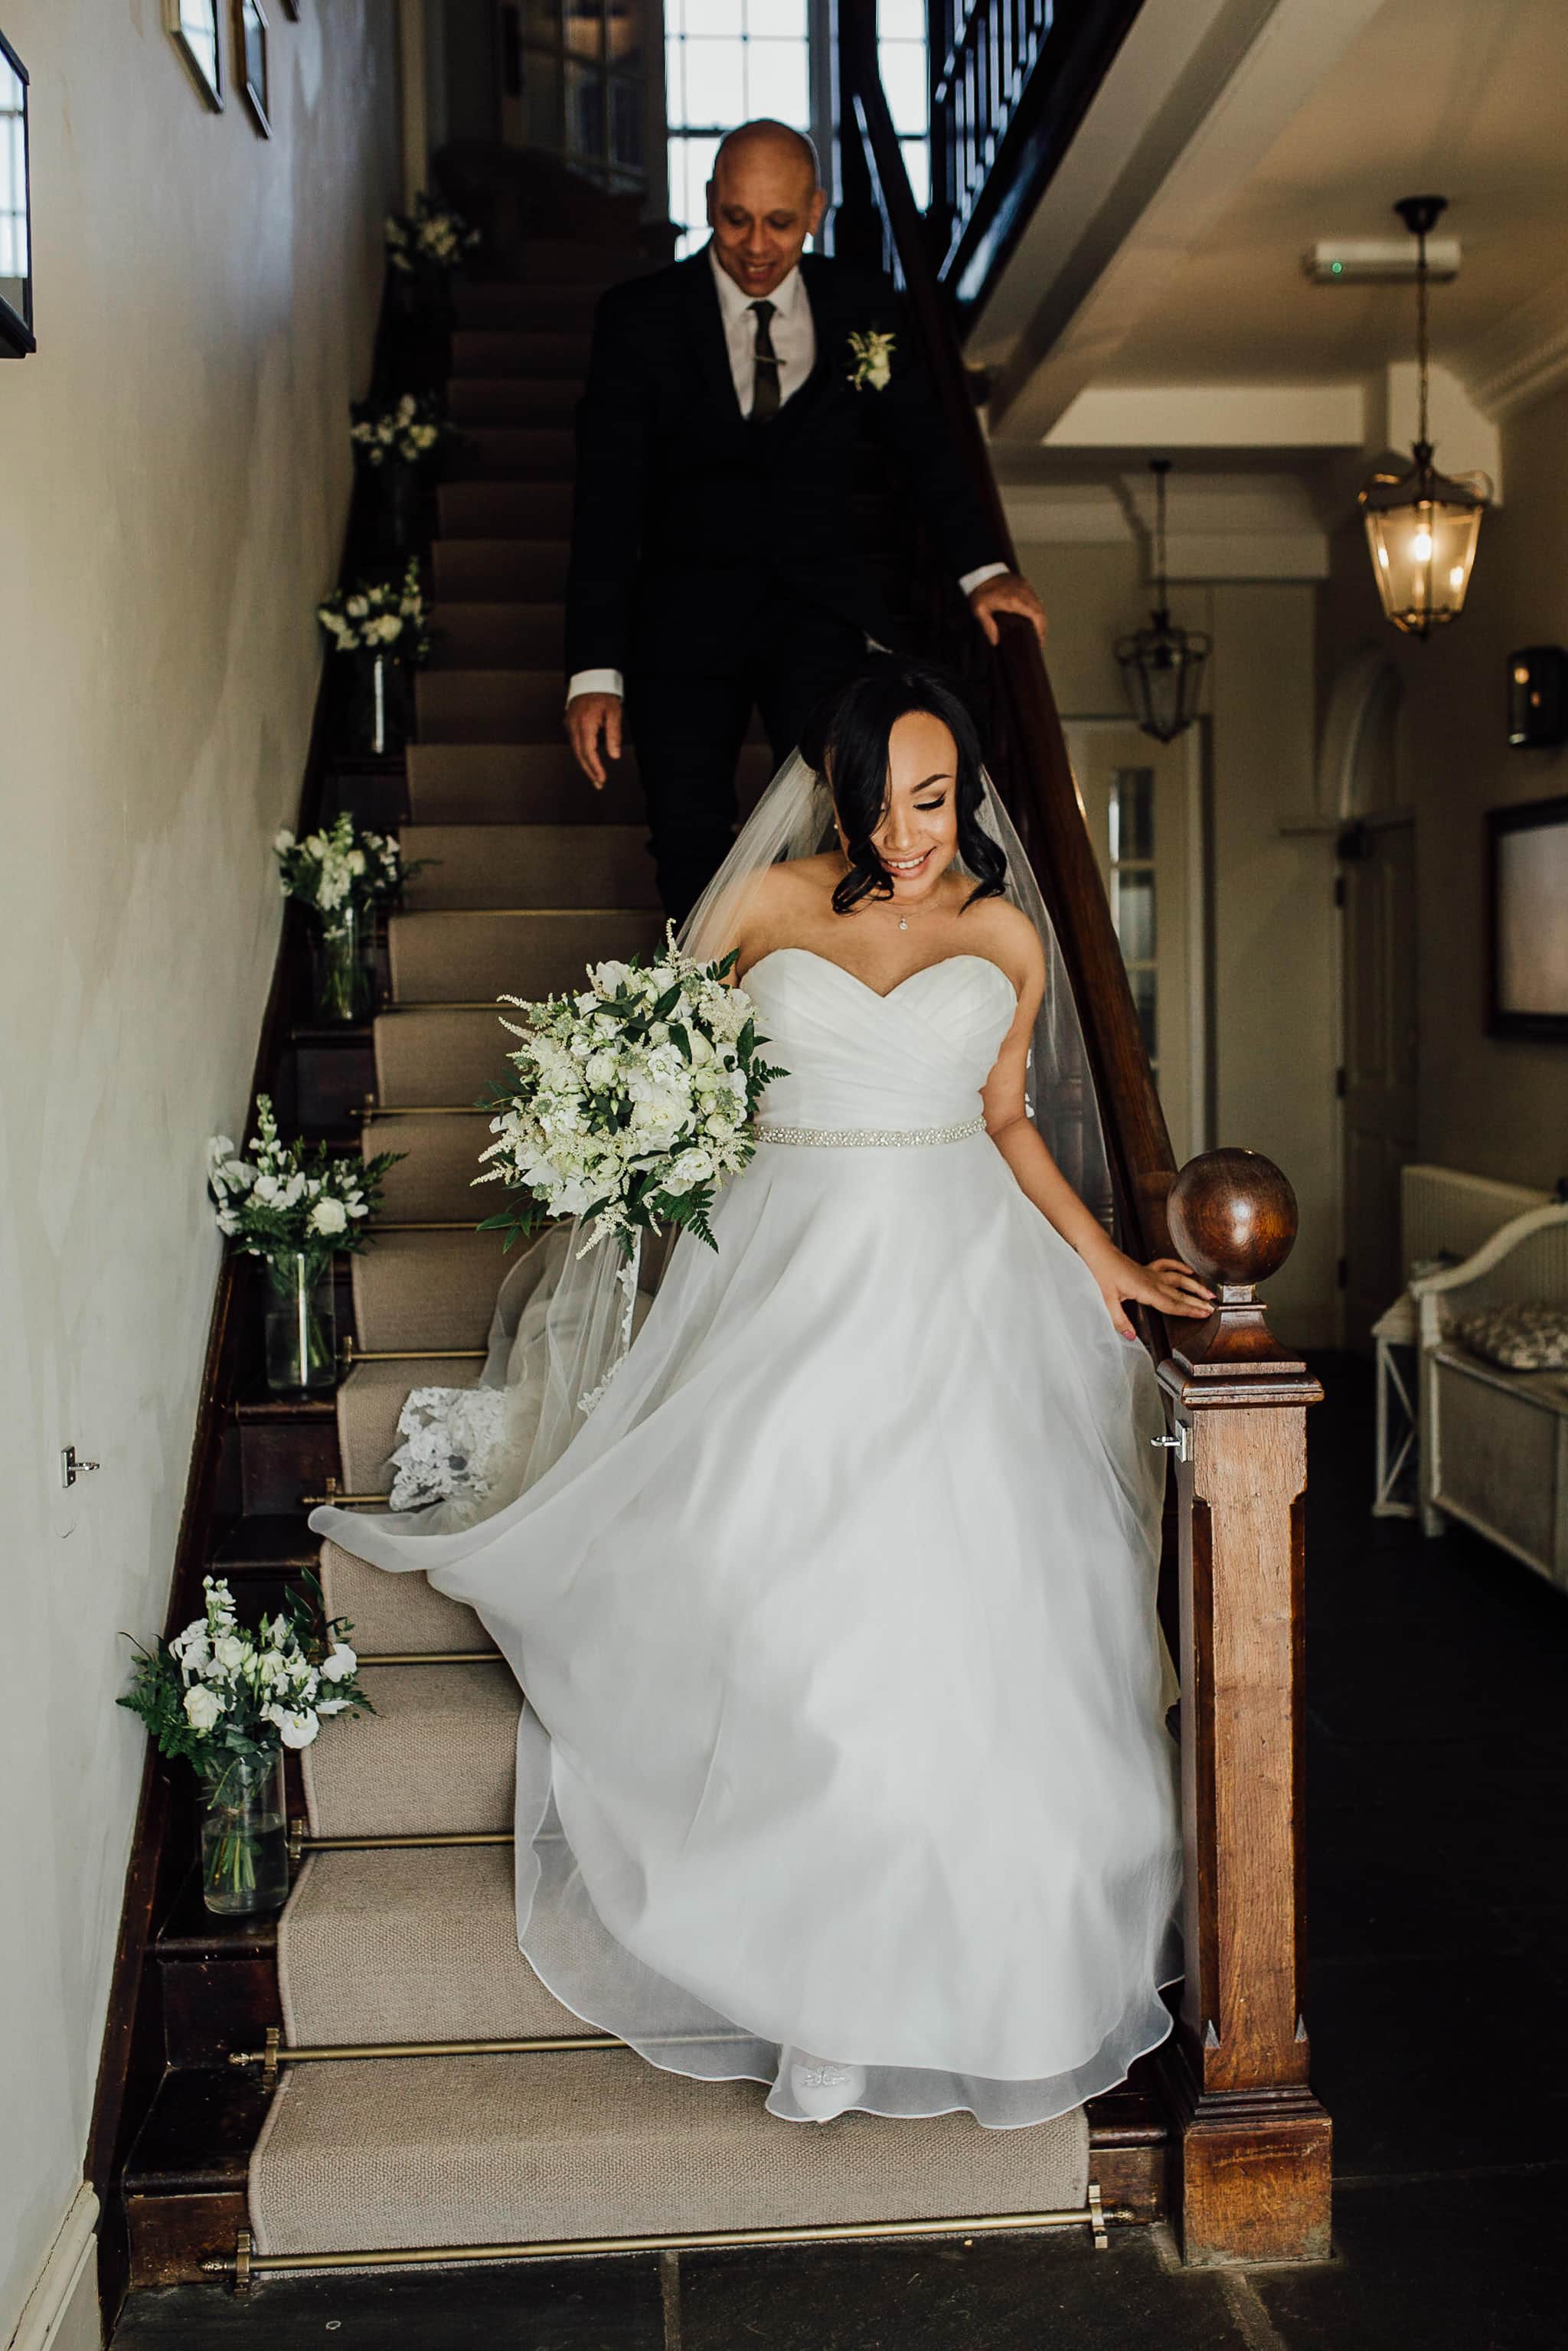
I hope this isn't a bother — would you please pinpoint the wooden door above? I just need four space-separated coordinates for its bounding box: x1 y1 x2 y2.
1338 818 1417 1350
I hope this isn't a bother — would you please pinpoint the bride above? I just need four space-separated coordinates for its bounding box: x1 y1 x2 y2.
311 658 1211 2130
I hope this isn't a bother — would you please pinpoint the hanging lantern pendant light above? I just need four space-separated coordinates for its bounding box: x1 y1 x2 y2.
1358 195 1491 637
1116 457 1212 743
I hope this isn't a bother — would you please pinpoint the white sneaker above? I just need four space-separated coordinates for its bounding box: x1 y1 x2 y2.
787 2052 867 2122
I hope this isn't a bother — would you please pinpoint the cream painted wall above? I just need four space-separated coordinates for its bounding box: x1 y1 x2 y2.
0 5 400 2339
1015 541 1338 1344
1317 387 1568 1193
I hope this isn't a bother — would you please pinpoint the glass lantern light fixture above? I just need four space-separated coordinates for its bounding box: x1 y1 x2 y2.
1358 196 1490 638
1116 458 1211 743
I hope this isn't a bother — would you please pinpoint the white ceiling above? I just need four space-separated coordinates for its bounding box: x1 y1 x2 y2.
978 0 1568 454
1101 0 1568 391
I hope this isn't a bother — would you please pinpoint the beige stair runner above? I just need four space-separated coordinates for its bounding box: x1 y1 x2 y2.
250 2055 1089 2258
248 245 1092 2266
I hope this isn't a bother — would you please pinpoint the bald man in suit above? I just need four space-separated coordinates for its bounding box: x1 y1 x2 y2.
564 119 1046 922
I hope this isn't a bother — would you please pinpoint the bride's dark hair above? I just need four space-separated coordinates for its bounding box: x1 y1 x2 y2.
799 657 1010 917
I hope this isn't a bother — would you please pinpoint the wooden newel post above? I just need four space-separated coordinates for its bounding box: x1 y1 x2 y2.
1157 1148 1332 2265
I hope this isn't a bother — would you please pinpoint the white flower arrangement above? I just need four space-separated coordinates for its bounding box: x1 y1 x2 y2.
350 390 459 469
846 327 896 391
316 559 433 664
274 812 424 938
207 1096 401 1283
475 930 786 1259
385 192 481 274
119 1573 372 1774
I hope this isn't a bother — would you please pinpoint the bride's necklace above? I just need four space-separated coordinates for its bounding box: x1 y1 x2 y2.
835 847 949 934
891 893 942 934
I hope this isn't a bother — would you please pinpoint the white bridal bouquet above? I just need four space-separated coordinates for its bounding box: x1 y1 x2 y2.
384 191 480 273
316 559 433 664
119 1573 372 1906
273 811 423 934
350 390 459 469
475 932 786 1259
120 1574 371 1763
206 1096 400 1283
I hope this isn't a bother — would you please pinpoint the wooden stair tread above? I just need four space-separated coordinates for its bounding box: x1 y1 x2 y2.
247 2051 1091 2258
156 1869 281 1961
123 2067 270 2195
209 1513 320 1571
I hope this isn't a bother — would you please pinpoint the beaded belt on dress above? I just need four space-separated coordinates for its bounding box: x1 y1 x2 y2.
756 1115 986 1148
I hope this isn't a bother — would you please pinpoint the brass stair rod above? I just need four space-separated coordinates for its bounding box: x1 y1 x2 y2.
368 1220 479 1233
337 1354 487 1368
234 2026 622 2084
207 2194 1116 2290
289 1825 515 1858
234 2024 760 2075
349 1651 504 1667
300 1494 389 1508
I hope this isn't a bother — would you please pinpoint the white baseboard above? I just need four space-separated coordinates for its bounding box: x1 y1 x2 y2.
8 2186 100 2351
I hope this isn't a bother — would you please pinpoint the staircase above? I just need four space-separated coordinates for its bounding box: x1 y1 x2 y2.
113 237 1172 2300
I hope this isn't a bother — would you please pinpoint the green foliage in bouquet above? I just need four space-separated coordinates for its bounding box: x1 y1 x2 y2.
384 191 480 273
475 933 786 1259
273 811 430 936
350 390 460 469
317 558 433 664
118 1570 374 1778
206 1096 403 1286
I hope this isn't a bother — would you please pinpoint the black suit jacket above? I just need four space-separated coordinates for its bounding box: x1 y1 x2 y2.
564 247 1006 680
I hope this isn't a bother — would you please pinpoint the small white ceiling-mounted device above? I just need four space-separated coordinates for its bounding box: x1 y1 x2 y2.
1305 238 1461 285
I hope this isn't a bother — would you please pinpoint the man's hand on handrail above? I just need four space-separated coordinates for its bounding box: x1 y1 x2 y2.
968 570 1047 649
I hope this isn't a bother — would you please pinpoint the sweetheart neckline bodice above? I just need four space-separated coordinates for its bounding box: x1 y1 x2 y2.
740 945 1019 1010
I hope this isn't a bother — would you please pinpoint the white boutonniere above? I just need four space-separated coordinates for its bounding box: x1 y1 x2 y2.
846 328 896 392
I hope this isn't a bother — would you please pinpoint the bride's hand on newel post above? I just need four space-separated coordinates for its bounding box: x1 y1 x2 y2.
1089 1247 1215 1340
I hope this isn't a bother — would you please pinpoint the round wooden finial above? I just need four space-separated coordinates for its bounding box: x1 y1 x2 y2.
1168 1148 1298 1288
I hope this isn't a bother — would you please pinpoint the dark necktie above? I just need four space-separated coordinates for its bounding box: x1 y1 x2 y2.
749 299 780 423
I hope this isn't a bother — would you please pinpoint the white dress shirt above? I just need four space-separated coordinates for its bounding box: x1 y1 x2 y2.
567 243 1008 702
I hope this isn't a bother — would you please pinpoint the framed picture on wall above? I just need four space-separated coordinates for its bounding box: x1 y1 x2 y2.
165 0 223 111
235 0 271 136
0 29 35 357
1488 793 1568 1040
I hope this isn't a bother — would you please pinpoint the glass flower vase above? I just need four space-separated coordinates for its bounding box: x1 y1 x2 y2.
198 1752 289 1916
346 650 413 756
309 905 374 1024
263 1252 338 1397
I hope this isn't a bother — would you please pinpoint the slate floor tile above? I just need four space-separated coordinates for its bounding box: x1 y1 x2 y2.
1251 2169 1567 2351
107 2258 666 2351
1307 1945 1568 2179
675 2227 1254 2351
1303 1843 1522 1964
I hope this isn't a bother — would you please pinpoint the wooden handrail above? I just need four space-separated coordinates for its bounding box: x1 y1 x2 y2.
841 17 1332 2269
844 46 1176 1267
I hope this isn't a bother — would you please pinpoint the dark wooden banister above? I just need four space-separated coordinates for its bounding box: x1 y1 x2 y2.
844 47 1176 1267
842 12 1332 2269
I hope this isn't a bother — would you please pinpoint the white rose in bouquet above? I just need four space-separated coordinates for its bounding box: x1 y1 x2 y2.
184 1684 225 1732
475 927 785 1259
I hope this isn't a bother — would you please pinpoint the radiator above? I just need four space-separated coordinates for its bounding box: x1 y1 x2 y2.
1401 1163 1551 1274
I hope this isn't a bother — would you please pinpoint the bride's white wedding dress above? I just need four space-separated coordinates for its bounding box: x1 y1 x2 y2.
312 943 1181 2128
